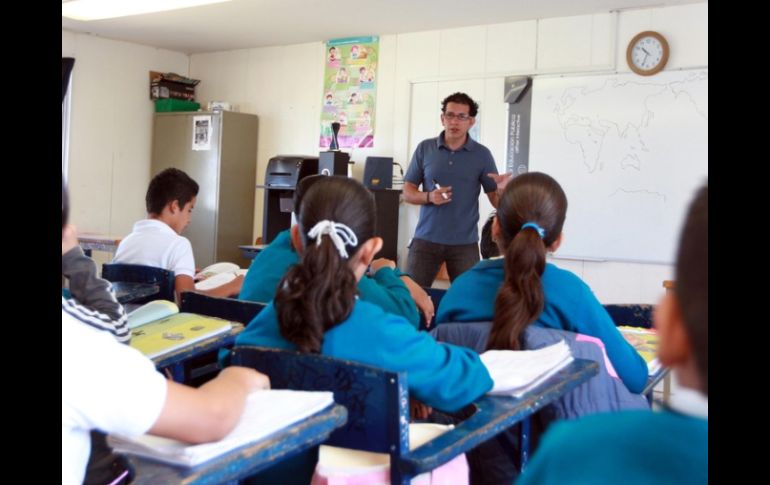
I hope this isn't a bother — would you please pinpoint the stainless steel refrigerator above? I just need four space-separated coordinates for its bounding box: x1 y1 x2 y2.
151 111 258 268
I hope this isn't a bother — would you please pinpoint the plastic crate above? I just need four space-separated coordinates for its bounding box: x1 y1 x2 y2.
154 98 201 112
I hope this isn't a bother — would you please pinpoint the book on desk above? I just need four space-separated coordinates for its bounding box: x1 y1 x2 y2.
129 311 232 359
109 389 335 468
618 326 661 375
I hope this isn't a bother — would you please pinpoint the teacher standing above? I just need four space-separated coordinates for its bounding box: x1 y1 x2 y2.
403 92 509 287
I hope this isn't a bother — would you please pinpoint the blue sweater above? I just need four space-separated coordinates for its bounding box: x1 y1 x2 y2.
436 259 648 394
239 230 419 327
517 409 708 485
235 299 493 412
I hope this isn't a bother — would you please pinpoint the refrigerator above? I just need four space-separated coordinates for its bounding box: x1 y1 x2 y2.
151 111 258 268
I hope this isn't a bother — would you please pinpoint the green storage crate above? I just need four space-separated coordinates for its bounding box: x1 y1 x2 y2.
154 98 201 112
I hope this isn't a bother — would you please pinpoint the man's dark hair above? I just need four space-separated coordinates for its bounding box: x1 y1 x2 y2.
145 168 199 215
441 92 479 117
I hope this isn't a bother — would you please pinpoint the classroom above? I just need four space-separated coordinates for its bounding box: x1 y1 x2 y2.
62 1 708 483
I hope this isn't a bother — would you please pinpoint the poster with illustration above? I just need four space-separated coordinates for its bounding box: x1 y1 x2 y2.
320 36 378 148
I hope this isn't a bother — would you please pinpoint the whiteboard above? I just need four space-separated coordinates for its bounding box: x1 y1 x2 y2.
529 70 708 264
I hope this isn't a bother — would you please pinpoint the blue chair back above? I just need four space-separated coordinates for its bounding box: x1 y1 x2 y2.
180 292 265 324
231 346 409 483
603 304 653 329
102 263 175 303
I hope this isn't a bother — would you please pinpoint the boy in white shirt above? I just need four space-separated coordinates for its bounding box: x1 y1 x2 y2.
115 168 243 302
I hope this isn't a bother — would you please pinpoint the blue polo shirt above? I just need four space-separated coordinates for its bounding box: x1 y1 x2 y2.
405 132 498 245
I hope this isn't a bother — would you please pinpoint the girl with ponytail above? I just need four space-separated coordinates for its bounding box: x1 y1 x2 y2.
236 176 493 412
436 172 648 394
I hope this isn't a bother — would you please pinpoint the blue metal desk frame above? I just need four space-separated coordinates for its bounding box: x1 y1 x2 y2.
128 404 347 484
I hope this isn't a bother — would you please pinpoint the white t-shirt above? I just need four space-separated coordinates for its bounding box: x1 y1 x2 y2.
62 310 167 485
114 219 195 278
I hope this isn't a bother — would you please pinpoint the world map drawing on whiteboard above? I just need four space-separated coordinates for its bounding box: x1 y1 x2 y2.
529 70 707 264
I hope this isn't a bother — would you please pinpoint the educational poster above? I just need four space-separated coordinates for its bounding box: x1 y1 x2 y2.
320 36 378 148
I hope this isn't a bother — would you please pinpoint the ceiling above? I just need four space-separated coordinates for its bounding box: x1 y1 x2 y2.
62 0 703 55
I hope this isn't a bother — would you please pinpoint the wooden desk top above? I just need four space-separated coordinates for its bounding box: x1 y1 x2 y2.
78 233 122 252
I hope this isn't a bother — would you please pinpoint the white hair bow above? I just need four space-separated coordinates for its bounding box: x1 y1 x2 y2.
307 220 358 258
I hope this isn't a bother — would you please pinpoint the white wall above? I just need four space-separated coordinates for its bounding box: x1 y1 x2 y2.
63 2 707 304
62 31 189 237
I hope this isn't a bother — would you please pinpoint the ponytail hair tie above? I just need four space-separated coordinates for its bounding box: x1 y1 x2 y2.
520 222 545 239
307 220 359 258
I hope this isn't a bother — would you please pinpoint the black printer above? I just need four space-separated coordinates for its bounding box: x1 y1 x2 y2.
264 155 319 187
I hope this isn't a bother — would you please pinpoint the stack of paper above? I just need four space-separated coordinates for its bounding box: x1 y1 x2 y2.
482 340 574 397
109 390 334 468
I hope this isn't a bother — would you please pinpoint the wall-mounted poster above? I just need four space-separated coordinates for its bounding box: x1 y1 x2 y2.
320 36 378 148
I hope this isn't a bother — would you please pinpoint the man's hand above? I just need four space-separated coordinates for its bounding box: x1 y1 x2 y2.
429 186 452 205
488 172 513 193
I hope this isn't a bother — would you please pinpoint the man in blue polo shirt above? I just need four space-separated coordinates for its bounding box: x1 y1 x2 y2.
403 92 508 287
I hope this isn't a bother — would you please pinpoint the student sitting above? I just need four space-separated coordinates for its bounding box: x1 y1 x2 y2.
234 176 492 412
62 179 270 485
62 197 132 485
114 168 243 302
239 174 434 328
517 184 708 485
436 172 648 395
62 223 129 343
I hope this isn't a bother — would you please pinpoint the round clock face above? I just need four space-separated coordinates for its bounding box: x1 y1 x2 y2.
627 31 669 75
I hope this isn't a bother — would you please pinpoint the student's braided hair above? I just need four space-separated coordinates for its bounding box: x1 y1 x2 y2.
487 172 567 350
275 176 376 353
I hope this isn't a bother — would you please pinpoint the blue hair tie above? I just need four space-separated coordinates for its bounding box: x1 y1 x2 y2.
521 222 545 239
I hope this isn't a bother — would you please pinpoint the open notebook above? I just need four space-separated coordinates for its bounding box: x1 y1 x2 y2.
127 300 179 329
194 262 247 291
109 390 334 468
129 312 232 359
482 340 574 397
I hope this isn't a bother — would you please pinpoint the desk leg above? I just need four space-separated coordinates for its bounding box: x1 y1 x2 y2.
519 417 530 471
663 372 671 404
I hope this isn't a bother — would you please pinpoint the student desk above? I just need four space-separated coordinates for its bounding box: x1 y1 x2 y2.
238 244 267 260
77 233 122 258
233 346 598 482
128 404 348 484
409 359 599 474
152 323 244 383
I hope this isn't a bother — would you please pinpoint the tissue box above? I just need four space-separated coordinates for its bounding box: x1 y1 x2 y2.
149 71 200 101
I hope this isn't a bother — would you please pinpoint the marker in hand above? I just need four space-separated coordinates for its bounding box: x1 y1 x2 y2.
432 179 449 200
